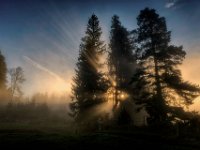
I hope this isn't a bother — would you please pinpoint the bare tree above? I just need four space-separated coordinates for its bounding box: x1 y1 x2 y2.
8 67 25 102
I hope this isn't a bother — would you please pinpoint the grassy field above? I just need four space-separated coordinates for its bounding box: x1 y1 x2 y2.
0 103 200 150
1 122 200 150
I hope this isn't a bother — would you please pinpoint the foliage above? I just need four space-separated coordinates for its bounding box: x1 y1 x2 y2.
70 14 108 123
8 67 26 101
108 15 137 122
131 8 200 124
109 15 136 92
0 51 7 99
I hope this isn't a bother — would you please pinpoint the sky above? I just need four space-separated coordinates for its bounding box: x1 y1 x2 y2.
0 0 200 108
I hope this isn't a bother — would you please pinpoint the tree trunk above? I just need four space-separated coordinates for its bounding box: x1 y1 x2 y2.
153 44 167 122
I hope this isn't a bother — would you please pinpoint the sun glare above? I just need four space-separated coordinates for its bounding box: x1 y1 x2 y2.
106 86 129 102
38 78 71 96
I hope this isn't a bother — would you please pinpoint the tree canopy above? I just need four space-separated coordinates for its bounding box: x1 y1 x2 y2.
109 15 136 108
70 14 108 123
0 51 7 97
131 8 200 124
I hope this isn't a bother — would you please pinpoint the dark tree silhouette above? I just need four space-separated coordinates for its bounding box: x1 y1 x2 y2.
70 14 108 123
8 67 25 102
131 8 200 124
108 15 136 109
117 107 132 125
0 51 7 98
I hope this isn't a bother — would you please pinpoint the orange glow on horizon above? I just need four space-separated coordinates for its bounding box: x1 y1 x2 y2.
180 52 200 112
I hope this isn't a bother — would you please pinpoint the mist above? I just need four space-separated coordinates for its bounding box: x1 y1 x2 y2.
1 0 200 149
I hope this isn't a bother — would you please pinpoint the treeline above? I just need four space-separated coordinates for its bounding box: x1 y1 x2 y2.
70 7 200 130
0 52 69 123
0 50 68 105
0 92 70 124
0 56 25 104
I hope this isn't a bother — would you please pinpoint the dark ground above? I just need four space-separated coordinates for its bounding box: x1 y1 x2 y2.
0 123 200 150
0 104 200 150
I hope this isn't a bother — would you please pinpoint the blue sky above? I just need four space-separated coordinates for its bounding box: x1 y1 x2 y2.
0 0 200 97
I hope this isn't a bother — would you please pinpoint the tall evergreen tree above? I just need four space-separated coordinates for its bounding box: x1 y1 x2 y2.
70 14 107 122
109 15 136 108
0 51 7 96
131 8 200 124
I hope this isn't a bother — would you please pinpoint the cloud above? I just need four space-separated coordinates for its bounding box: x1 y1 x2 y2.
165 1 176 8
165 0 189 9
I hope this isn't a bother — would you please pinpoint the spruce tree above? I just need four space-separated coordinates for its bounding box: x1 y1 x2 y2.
109 15 136 108
70 14 107 123
131 8 200 124
0 51 7 97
